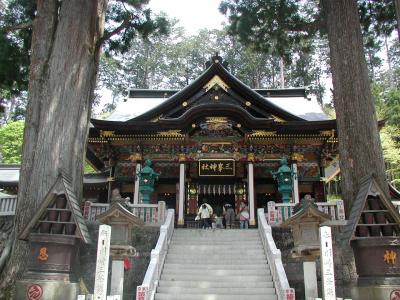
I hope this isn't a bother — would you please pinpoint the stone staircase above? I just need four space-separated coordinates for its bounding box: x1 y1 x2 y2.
154 229 277 300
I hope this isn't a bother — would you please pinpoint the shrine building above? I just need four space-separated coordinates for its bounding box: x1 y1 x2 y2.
86 54 339 226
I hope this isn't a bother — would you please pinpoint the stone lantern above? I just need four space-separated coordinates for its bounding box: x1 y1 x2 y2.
272 158 295 203
283 196 331 258
96 202 144 297
283 196 331 299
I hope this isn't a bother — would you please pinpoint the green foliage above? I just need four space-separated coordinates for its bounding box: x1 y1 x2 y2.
0 120 24 163
0 0 33 120
219 0 319 62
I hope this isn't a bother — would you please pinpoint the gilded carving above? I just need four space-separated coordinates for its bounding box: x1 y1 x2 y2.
203 75 230 92
250 130 276 137
157 130 183 137
100 130 115 138
292 153 305 162
272 115 286 123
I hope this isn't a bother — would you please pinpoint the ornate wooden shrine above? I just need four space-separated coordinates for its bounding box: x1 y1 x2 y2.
86 54 339 226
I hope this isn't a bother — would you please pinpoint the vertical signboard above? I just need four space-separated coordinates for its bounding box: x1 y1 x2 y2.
94 225 111 300
320 226 336 300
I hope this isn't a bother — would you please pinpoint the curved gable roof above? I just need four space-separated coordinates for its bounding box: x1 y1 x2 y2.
130 61 305 122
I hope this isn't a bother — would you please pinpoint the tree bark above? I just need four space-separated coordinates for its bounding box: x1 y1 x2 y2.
0 0 107 287
394 0 400 41
321 0 388 214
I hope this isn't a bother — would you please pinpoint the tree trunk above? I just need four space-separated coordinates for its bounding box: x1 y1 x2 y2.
279 56 285 88
0 0 107 287
321 0 388 214
394 0 400 41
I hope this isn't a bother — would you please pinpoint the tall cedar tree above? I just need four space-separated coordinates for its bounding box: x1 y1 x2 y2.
221 0 390 213
395 0 400 40
0 0 168 287
0 0 107 286
320 0 388 212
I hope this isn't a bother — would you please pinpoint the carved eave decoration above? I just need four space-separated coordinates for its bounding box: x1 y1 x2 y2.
203 75 230 92
157 130 184 137
250 130 277 137
100 130 115 138
272 115 286 123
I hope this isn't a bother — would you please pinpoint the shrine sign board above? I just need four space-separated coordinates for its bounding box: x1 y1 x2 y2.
198 159 235 176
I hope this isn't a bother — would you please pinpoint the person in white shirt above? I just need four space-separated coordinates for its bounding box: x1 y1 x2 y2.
198 201 213 229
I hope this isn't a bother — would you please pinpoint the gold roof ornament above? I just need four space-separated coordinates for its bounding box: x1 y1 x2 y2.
157 130 183 137
250 130 276 137
100 130 115 138
272 115 286 123
203 75 230 92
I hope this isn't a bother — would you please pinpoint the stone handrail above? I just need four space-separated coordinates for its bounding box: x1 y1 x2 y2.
0 196 17 216
127 202 166 225
136 209 175 300
267 200 345 226
258 208 295 300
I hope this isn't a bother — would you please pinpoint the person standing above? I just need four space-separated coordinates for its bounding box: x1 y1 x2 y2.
239 201 250 229
198 200 213 229
224 203 235 229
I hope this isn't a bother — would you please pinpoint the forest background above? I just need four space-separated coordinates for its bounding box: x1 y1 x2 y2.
0 0 399 189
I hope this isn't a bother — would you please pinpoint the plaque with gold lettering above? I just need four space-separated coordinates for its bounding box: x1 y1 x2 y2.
199 159 235 176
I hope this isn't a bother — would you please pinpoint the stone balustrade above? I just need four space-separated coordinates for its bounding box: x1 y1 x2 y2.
136 209 175 300
258 208 295 300
83 201 166 226
266 200 346 226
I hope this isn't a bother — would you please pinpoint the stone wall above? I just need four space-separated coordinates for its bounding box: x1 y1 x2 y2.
79 223 160 300
272 226 358 300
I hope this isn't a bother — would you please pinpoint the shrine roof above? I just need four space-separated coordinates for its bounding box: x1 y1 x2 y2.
94 54 330 127
105 94 329 122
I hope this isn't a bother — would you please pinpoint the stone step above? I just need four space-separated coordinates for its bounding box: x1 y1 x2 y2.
160 274 272 282
165 257 268 264
172 240 261 245
167 249 265 255
174 229 259 236
156 287 276 295
168 245 263 251
166 254 267 261
157 280 274 288
163 263 268 270
161 268 270 276
173 231 259 237
154 293 278 300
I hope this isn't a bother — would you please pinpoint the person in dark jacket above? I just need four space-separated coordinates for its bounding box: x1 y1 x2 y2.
224 203 235 229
